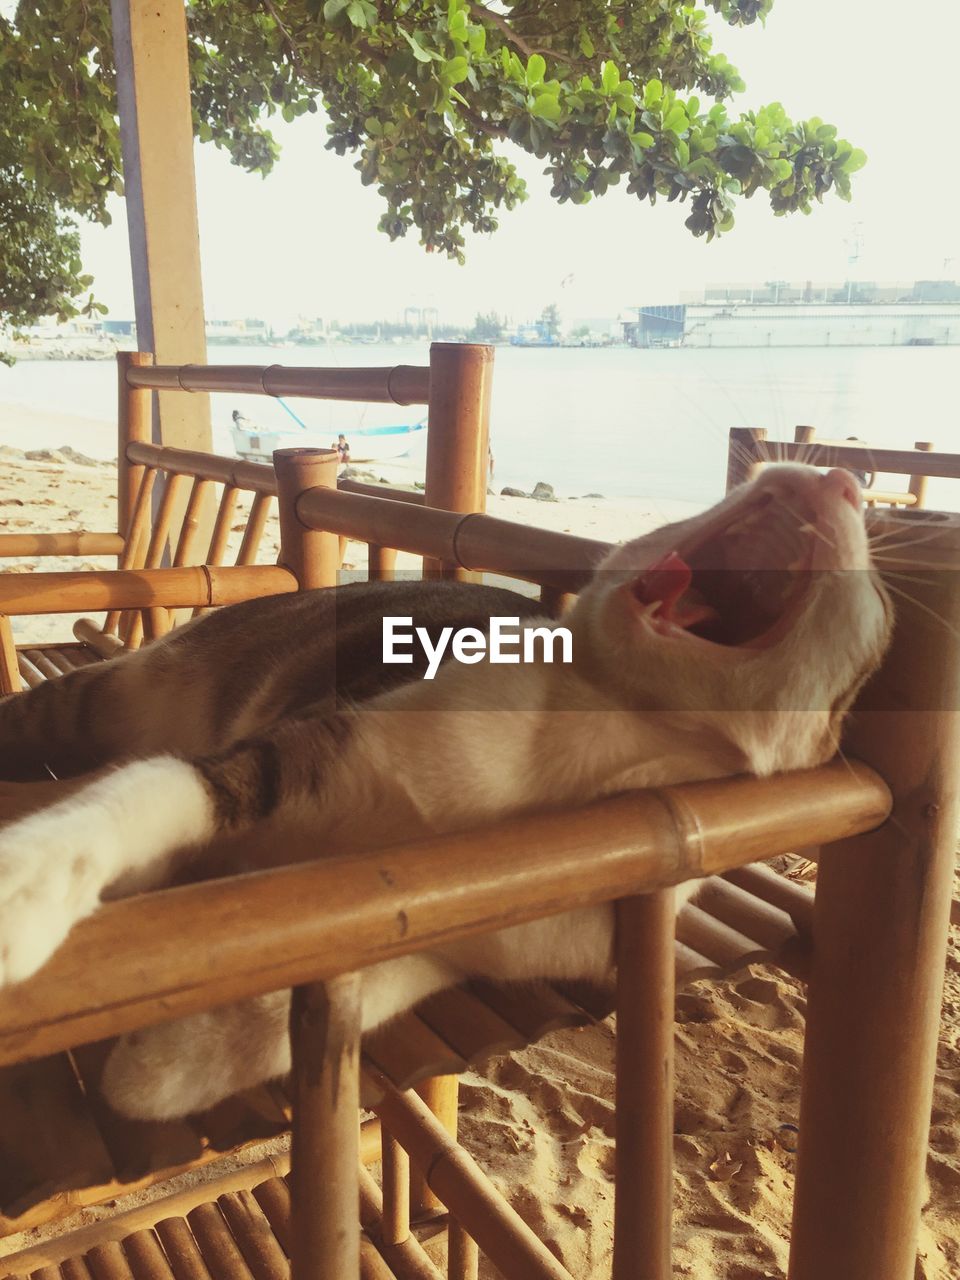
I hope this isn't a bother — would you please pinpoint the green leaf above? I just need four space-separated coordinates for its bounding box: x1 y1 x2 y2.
643 78 663 107
322 0 349 20
531 93 562 121
526 54 546 87
601 60 620 94
444 55 469 84
579 30 595 58
399 29 435 62
663 105 687 134
631 131 654 149
843 148 867 173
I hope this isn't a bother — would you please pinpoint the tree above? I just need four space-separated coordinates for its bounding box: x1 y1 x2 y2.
1 0 866 330
469 311 506 342
539 303 561 340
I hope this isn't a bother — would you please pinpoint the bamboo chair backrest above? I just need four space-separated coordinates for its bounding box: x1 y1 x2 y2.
726 425 951 508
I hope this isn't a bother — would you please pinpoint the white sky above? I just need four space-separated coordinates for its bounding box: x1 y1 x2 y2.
78 0 960 328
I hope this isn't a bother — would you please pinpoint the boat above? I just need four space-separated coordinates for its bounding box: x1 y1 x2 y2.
230 415 427 464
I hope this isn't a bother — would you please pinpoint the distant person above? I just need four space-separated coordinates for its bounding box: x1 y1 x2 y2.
232 409 257 431
333 433 351 464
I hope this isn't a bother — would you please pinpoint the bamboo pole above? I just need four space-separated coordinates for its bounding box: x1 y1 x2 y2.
369 1072 571 1280
0 532 125 559
295 487 606 594
612 890 675 1280
726 427 768 492
275 448 341 590
0 616 20 694
125 441 278 495
908 439 934 508
367 544 397 582
358 1165 444 1280
117 352 154 547
789 510 960 1280
104 466 158 635
0 760 890 1069
123 363 431 404
423 343 492 579
0 565 297 616
410 1076 459 1218
381 1133 411 1244
235 492 273 567
448 1222 479 1280
289 975 362 1280
172 477 215 568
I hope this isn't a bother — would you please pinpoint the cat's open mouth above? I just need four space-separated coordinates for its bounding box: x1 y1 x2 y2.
630 496 814 649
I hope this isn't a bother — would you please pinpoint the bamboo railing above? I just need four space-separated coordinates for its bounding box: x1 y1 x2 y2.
726 424 952 503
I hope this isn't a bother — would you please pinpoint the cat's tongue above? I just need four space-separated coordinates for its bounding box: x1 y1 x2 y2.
632 552 717 630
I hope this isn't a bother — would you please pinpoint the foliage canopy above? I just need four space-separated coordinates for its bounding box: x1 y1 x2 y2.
1 0 865 328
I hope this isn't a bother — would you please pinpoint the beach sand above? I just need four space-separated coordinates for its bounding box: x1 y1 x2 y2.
1 404 958 1277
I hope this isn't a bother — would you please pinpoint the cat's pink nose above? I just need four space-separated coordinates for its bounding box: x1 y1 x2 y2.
823 468 862 510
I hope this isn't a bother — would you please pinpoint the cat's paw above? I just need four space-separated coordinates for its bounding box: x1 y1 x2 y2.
0 821 103 986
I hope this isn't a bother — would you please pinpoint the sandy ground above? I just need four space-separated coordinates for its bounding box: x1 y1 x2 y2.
1 405 958 1276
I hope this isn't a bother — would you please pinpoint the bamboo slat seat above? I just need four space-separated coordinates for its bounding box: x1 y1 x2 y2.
0 869 811 1239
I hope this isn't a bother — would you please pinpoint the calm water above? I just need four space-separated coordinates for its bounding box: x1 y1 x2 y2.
1 343 957 508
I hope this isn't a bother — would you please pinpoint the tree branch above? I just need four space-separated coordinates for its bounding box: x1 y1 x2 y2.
468 2 534 58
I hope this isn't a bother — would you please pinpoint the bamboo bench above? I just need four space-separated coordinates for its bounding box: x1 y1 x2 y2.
0 366 956 1280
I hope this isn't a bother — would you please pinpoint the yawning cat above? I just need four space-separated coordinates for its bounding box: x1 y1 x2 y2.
0 464 891 1119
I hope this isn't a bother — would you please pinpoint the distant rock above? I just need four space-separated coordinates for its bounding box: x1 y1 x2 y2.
582 492 605 499
530 481 557 502
0 445 25 460
24 449 69 464
500 486 527 498
57 446 101 467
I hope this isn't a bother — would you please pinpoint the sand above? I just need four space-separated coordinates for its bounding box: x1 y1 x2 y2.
1 401 959 1277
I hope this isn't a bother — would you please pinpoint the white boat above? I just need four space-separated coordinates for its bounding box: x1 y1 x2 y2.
230 416 427 464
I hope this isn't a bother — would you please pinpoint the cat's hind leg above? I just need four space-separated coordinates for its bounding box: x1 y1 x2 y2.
102 954 461 1119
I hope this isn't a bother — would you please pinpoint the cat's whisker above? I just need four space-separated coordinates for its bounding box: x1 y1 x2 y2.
882 581 960 642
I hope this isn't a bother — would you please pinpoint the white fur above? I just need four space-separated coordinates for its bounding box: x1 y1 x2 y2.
0 757 213 984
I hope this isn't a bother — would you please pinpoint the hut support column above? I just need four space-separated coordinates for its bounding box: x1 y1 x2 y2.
789 511 960 1279
613 889 675 1280
110 0 212 457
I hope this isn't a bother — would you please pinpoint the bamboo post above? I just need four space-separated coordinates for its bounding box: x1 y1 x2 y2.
448 1221 479 1280
381 1133 410 1246
410 1075 460 1219
367 544 398 582
789 510 960 1280
274 448 340 590
117 351 154 553
289 975 362 1280
0 616 19 695
908 440 934 508
726 427 767 493
235 493 274 567
423 343 493 579
613 889 675 1280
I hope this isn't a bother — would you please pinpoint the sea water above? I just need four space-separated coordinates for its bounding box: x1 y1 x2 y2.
1 343 957 509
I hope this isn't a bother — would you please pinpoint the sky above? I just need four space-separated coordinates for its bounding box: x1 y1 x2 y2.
77 0 960 330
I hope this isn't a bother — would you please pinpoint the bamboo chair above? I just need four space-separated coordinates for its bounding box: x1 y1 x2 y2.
727 424 942 508
0 394 956 1279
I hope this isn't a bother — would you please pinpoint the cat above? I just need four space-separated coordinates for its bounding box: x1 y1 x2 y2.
0 463 891 1119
